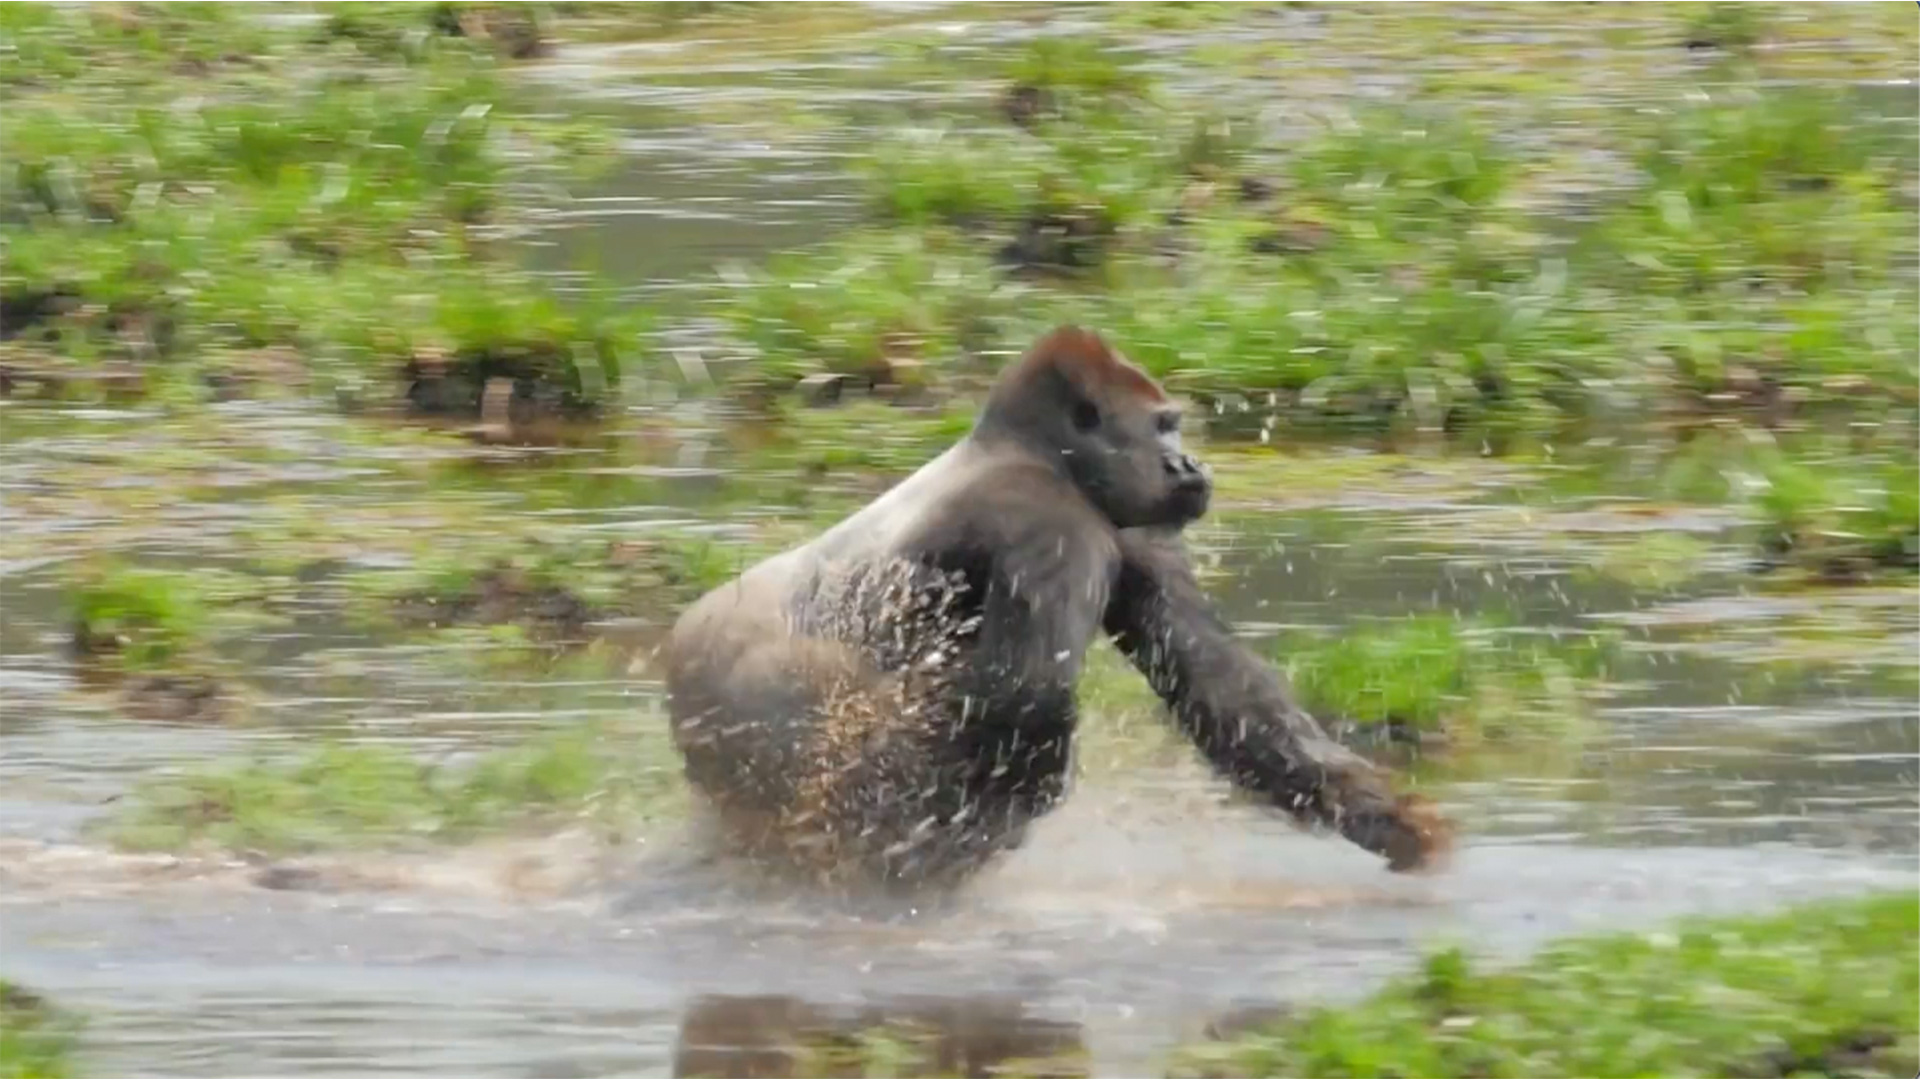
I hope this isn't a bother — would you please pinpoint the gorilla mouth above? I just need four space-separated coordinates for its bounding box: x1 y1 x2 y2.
1166 480 1211 524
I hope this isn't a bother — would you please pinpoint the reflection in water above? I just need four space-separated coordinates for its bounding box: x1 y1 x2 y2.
673 993 1087 1079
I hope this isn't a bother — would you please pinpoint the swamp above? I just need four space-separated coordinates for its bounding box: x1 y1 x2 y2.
0 3 1915 1077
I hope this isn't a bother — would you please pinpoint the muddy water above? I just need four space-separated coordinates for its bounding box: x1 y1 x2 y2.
4 8 1919 1078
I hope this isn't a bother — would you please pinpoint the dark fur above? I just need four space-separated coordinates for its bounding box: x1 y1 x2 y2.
665 327 1449 889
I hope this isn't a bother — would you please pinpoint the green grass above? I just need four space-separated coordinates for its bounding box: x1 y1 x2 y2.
1678 2 1771 51
718 229 1020 387
716 17 1917 442
856 35 1212 265
1286 103 1516 245
0 982 79 1080
66 562 212 670
0 3 640 412
1588 530 1719 591
100 720 685 855
348 533 749 638
768 397 980 476
1170 890 1920 1078
1752 452 1919 576
1002 35 1146 108
1279 615 1616 747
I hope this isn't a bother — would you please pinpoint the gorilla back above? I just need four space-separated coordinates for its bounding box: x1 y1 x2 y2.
664 326 1449 890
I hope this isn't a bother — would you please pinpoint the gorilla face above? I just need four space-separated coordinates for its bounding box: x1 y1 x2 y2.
973 327 1214 532
1052 363 1212 530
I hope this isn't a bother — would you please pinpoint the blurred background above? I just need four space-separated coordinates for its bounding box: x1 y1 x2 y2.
0 3 1915 1077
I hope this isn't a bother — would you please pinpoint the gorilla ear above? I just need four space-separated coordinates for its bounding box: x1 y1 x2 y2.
1071 400 1100 433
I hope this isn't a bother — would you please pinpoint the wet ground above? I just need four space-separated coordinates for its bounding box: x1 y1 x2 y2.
3 6 1918 1077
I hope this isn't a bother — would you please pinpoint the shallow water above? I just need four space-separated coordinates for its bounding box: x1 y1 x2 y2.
4 395 1914 1076
3 5 1918 1077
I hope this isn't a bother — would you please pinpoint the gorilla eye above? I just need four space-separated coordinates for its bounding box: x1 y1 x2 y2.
1155 410 1180 435
1071 400 1100 432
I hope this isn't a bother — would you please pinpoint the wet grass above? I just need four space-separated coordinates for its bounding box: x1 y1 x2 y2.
542 2 913 46
717 230 1020 391
0 982 79 1080
351 533 741 640
724 77 1916 437
1751 453 1919 582
100 717 685 856
1169 890 1920 1079
701 6 1917 490
1587 530 1719 591
66 561 213 670
0 3 638 414
1279 616 1617 750
59 558 295 720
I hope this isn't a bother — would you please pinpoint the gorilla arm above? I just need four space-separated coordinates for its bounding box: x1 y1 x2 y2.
1102 528 1453 872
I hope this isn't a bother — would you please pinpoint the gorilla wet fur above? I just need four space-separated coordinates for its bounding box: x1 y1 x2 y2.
665 326 1451 890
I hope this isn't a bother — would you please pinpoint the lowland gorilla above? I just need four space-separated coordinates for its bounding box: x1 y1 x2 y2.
665 326 1450 889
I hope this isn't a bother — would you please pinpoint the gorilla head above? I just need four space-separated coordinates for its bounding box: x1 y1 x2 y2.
975 326 1212 530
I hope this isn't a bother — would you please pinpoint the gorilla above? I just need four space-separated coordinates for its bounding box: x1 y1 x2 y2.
665 326 1450 890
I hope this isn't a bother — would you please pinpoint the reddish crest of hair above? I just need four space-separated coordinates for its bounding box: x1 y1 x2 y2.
1010 325 1168 404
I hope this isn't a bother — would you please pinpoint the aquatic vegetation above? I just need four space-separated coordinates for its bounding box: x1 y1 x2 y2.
0 3 640 413
539 2 886 45
353 533 744 639
768 398 980 478
1278 615 1616 748
66 561 212 670
860 129 1044 232
1002 36 1147 112
1588 530 1718 591
1105 2 1262 33
1284 103 1515 247
728 31 1916 442
397 267 642 419
1593 86 1912 318
0 981 80 1080
1751 453 1919 581
1170 890 1920 1079
858 36 1228 272
60 560 293 722
101 719 685 856
718 230 1020 389
63 558 291 663
318 3 547 62
0 7 1917 1071
1678 2 1771 52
